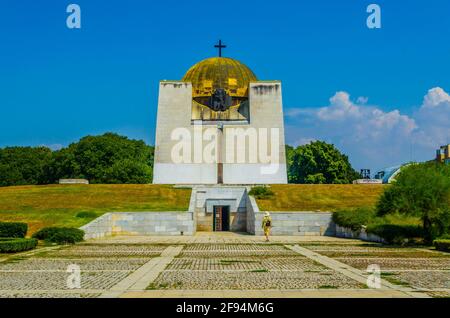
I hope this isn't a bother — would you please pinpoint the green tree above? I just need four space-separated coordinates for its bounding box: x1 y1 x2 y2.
285 145 295 180
46 133 154 184
0 147 52 186
104 159 153 184
377 163 450 243
287 141 360 184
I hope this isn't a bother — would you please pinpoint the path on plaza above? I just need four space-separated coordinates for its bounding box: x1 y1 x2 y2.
1 232 449 298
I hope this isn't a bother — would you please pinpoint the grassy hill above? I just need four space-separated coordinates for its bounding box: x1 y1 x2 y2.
0 184 191 234
0 184 386 235
256 184 386 211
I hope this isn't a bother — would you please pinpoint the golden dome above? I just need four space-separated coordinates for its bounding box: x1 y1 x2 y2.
182 57 257 99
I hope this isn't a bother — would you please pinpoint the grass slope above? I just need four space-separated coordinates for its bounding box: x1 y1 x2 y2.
256 184 385 211
0 184 191 234
0 184 386 234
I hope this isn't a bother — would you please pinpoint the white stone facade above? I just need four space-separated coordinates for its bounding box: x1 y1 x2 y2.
152 81 287 185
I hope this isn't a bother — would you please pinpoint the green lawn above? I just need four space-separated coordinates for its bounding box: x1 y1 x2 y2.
0 184 191 235
0 183 387 235
256 184 386 211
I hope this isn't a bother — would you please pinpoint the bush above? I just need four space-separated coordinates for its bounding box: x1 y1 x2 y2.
76 211 98 218
0 222 28 238
366 224 423 244
32 227 84 244
249 186 275 199
332 208 375 232
433 239 450 252
0 238 38 253
376 163 450 244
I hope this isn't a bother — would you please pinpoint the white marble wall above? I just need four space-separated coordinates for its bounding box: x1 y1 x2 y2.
81 212 195 239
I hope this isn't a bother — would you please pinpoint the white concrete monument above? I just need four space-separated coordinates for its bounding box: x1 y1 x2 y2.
153 44 287 185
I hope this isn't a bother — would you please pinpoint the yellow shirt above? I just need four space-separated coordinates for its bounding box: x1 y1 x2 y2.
262 216 272 229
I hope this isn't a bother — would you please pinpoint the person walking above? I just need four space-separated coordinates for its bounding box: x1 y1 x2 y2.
262 212 272 242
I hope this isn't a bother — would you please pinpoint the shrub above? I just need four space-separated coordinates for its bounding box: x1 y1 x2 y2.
0 238 38 253
249 186 274 199
366 224 423 244
433 239 450 252
332 208 375 232
76 211 98 218
0 222 28 238
376 163 450 244
32 227 84 244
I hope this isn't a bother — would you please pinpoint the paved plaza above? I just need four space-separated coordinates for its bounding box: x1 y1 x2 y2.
0 233 449 298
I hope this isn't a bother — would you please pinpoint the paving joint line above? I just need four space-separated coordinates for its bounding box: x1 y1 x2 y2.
99 245 183 298
0 245 63 263
285 244 431 298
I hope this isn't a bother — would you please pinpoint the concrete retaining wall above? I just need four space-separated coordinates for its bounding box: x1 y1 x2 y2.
245 195 258 234
245 195 335 236
253 211 335 236
80 213 113 239
247 196 336 236
335 225 385 243
81 212 195 239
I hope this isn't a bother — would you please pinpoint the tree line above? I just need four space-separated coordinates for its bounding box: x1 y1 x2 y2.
0 133 154 186
0 133 360 186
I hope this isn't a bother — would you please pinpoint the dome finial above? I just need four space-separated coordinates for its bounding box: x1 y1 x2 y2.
214 40 226 57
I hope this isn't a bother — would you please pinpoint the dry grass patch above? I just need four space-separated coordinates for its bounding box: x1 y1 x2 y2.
255 184 386 211
0 184 191 234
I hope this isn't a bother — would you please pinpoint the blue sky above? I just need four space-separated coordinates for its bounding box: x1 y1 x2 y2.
1 0 449 172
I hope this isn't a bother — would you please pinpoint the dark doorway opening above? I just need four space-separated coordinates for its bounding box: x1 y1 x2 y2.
213 205 230 231
217 163 223 184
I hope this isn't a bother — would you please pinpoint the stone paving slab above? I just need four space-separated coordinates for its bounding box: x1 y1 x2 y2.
0 258 151 271
150 270 363 290
383 271 450 289
425 290 450 298
334 257 450 270
316 250 450 258
0 245 62 263
39 244 165 258
121 289 419 298
90 233 357 244
306 242 450 296
0 234 447 298
285 244 431 299
180 250 299 258
152 244 361 290
182 244 292 251
0 292 101 298
0 243 169 297
167 257 325 271
101 245 183 298
0 271 131 290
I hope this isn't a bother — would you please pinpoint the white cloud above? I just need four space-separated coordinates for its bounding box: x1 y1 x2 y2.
285 88 450 172
317 91 362 120
414 87 450 149
422 87 450 109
